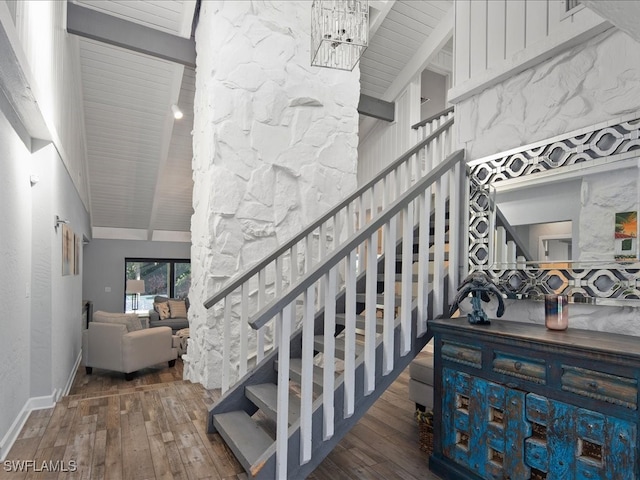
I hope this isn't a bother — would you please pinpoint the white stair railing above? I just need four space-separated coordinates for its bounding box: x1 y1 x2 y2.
248 149 465 478
203 108 456 393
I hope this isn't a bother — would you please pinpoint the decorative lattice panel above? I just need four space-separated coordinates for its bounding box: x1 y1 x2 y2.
467 116 640 300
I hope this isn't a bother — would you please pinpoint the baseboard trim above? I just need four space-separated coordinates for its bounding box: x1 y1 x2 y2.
0 392 55 461
0 350 82 461
60 350 82 400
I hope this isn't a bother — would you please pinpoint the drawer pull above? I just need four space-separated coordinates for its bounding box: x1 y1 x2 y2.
493 353 546 384
562 365 637 410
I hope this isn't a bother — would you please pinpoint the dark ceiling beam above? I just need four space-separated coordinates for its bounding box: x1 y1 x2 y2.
66 2 196 68
358 94 395 122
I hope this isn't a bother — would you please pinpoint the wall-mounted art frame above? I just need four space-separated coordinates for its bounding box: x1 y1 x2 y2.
62 223 74 276
467 112 640 302
74 233 81 275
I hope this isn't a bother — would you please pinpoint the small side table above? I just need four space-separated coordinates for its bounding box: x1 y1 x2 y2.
176 328 190 356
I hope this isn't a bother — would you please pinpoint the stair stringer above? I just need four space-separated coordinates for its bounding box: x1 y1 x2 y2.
250 306 433 479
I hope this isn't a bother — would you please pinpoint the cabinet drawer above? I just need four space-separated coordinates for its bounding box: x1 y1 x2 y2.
493 352 546 384
561 365 637 410
441 341 481 368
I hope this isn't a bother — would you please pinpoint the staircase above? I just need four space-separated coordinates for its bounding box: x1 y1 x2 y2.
203 108 463 478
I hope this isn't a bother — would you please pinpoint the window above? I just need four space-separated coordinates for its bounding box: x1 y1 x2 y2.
124 258 191 312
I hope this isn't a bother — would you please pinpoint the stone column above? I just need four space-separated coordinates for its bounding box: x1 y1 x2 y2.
187 1 360 388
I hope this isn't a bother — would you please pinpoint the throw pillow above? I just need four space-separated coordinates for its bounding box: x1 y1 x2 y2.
168 299 187 318
93 311 143 332
154 301 171 320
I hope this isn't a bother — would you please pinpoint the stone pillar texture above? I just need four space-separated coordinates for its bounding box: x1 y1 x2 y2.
188 1 360 388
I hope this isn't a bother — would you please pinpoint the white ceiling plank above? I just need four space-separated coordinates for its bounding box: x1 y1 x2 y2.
147 64 187 240
382 5 454 102
374 25 423 50
385 10 439 34
392 2 448 29
369 0 396 40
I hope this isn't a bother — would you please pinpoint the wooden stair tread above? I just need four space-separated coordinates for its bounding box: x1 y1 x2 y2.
355 293 402 304
213 410 273 475
281 358 338 394
245 383 301 425
314 335 365 360
335 313 384 333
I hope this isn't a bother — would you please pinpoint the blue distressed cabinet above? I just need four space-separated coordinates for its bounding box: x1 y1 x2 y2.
429 319 639 480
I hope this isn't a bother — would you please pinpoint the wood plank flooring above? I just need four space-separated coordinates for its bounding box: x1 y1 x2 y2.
1 360 440 479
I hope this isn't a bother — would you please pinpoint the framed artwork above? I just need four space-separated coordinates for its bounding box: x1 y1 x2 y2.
615 211 638 261
74 233 81 275
62 224 73 276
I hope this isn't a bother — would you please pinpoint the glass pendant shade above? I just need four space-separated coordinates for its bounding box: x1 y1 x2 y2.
311 0 369 71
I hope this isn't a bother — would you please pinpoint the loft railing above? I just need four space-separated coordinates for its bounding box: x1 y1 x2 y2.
247 148 465 478
203 107 455 392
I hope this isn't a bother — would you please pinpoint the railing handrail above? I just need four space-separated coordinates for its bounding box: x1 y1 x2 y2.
495 205 534 261
249 149 465 330
204 115 455 309
411 106 455 130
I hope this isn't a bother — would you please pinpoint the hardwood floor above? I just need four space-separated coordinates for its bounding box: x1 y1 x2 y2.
1 360 440 480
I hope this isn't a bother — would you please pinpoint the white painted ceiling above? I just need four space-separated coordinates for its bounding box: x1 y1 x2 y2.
74 0 453 243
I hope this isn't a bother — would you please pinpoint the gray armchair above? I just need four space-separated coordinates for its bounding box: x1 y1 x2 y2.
82 322 178 380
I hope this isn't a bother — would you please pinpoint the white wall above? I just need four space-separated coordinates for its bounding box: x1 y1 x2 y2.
13 0 89 208
190 0 360 388
456 28 640 160
0 101 33 459
358 78 420 189
451 0 609 105
0 0 91 460
83 239 191 314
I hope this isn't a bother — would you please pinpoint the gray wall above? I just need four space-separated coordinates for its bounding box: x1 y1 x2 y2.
420 69 448 120
0 115 90 457
83 239 191 314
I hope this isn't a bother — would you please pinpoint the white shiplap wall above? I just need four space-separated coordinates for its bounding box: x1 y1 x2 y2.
450 0 610 103
13 1 90 210
357 77 420 201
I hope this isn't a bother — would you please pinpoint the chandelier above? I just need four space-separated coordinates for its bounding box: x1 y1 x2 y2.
311 0 369 71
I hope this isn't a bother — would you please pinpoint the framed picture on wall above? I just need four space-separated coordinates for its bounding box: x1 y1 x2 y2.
74 233 81 275
62 224 74 276
615 211 638 261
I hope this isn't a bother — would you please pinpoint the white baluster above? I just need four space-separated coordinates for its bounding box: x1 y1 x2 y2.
344 250 357 417
222 296 231 393
401 202 414 355
417 187 431 337
364 231 378 394
323 267 336 440
300 285 315 465
240 283 248 377
383 216 396 374
276 303 293 479
447 162 460 308
257 270 266 363
433 174 446 317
